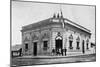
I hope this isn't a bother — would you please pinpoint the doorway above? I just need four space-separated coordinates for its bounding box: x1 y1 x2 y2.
82 40 85 54
55 36 63 50
33 42 37 56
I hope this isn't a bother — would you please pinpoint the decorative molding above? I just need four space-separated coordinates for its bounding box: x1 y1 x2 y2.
69 34 73 40
76 36 80 42
41 32 50 40
32 34 39 41
24 36 30 42
55 32 62 40
86 39 89 43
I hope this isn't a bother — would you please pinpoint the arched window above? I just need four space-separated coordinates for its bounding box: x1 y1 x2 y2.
76 36 80 49
24 36 29 52
69 34 73 49
42 32 49 50
86 39 89 50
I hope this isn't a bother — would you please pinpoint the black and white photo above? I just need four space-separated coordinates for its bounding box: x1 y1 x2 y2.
11 0 96 66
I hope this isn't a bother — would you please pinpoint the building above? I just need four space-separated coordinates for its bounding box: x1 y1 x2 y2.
21 11 95 56
11 44 22 57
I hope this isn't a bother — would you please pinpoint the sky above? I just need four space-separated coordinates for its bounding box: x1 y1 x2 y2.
12 1 95 46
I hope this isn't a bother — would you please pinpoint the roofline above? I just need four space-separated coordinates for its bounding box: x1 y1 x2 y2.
21 17 91 35
22 18 52 29
64 18 91 33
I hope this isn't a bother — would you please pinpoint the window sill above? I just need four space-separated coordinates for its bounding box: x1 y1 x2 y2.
25 49 28 52
76 47 80 50
69 47 73 49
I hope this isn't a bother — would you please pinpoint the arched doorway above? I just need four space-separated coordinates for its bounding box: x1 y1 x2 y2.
69 34 73 49
55 32 63 50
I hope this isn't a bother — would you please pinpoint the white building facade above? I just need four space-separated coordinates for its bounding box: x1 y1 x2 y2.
21 12 95 56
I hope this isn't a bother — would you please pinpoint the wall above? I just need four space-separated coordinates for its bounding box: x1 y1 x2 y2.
51 23 93 56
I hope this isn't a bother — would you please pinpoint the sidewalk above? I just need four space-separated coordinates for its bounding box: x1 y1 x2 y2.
11 53 96 66
17 53 95 59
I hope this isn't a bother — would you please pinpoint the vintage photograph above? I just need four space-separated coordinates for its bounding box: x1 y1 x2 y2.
11 0 96 66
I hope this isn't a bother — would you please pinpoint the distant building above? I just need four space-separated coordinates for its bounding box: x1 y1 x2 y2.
21 11 95 56
11 45 22 57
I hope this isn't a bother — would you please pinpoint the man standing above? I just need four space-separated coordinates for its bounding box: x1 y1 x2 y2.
64 48 67 56
61 49 63 56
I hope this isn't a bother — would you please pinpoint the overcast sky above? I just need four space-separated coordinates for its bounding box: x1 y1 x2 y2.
12 1 95 46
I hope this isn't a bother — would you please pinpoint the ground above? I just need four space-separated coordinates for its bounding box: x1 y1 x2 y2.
11 54 96 67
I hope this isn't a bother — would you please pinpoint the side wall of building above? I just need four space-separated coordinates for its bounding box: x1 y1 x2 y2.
51 24 94 56
22 25 52 56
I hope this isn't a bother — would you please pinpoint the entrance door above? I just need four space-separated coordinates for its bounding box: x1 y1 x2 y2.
56 39 62 49
82 40 85 54
33 42 37 56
